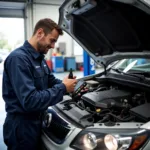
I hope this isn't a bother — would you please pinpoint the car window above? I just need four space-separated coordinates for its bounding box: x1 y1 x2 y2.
113 58 150 72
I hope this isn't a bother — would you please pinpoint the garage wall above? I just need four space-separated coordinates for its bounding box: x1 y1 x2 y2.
0 1 25 18
0 0 83 62
25 0 74 57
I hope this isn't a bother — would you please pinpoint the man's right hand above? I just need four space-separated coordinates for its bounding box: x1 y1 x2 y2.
62 76 77 93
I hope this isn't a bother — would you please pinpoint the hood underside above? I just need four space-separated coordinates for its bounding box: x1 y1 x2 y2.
59 0 150 66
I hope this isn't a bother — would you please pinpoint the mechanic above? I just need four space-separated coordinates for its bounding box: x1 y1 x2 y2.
2 18 77 150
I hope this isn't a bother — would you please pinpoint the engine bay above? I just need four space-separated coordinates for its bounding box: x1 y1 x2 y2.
55 79 150 127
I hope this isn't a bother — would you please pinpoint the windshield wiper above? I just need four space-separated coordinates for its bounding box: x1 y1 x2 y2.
111 68 145 80
128 71 150 78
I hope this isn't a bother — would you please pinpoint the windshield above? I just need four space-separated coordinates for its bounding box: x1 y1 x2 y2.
112 58 150 73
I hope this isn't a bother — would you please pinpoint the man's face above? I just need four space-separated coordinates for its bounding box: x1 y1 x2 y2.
37 28 59 54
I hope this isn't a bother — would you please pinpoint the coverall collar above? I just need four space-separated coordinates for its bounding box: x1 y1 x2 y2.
23 40 44 60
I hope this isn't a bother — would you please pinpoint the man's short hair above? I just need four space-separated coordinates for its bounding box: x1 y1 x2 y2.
33 18 63 36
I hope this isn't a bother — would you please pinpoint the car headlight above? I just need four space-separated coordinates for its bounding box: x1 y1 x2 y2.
70 128 149 150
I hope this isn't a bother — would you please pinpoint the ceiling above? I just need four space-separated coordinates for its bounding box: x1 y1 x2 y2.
0 0 64 18
0 0 64 10
0 1 25 10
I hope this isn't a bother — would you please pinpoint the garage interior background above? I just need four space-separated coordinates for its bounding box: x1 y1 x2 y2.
0 0 84 69
0 1 87 149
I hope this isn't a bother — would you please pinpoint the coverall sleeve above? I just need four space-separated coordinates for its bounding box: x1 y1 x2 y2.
5 56 66 112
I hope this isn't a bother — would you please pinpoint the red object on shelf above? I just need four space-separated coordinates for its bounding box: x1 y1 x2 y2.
80 66 84 71
46 60 52 70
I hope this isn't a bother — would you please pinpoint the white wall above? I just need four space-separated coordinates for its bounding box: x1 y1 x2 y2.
25 0 74 58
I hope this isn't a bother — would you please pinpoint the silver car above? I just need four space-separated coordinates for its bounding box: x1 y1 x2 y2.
41 0 150 149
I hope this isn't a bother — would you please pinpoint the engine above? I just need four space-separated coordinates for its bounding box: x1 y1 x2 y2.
56 80 149 127
79 88 145 124
81 89 131 109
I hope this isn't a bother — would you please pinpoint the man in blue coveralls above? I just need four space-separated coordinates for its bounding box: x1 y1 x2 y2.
2 18 77 150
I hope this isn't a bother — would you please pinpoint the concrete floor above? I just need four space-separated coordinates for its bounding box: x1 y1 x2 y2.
0 68 103 149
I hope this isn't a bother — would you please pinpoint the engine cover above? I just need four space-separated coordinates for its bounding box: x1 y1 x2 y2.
81 89 131 108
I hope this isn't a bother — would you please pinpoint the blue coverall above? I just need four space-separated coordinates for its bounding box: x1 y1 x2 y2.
2 41 66 150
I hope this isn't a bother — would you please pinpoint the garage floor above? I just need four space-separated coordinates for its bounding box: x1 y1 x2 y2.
0 68 103 149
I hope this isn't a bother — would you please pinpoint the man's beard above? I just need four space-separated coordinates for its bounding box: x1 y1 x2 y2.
37 42 50 54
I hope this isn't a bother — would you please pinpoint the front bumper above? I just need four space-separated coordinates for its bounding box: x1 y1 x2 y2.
41 108 82 150
41 128 81 150
41 108 150 150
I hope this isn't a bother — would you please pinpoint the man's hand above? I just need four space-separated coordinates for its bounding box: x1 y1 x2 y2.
62 76 77 93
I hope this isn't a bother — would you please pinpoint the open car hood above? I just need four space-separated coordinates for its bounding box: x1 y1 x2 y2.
59 0 150 66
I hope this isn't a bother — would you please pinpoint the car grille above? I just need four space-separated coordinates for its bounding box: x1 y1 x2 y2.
42 111 71 144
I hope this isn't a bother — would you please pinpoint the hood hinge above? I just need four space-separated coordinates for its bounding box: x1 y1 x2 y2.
101 62 107 75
